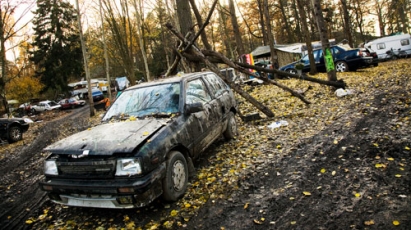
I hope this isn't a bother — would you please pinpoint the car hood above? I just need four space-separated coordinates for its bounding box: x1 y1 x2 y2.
44 119 166 155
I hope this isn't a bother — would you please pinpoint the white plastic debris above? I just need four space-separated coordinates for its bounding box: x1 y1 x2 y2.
268 120 289 129
335 88 355 97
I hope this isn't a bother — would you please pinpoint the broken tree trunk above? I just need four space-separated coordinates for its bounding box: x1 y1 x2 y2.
165 22 275 118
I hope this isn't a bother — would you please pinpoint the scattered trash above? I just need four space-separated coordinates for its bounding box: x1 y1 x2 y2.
268 120 289 129
335 88 355 97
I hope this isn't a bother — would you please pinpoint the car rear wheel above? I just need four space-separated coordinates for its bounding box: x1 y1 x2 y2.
335 61 349 72
8 126 23 143
223 111 238 140
162 151 188 201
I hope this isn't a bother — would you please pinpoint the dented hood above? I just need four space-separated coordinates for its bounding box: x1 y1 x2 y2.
44 119 165 155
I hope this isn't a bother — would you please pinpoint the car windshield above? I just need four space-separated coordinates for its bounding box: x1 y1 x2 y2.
102 82 180 121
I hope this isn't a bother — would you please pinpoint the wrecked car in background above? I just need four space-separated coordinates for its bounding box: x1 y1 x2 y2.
39 72 238 208
0 118 31 143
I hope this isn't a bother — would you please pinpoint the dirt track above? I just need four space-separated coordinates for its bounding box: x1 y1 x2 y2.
0 61 410 229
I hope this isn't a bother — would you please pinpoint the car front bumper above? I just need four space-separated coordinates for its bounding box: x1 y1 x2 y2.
39 162 166 209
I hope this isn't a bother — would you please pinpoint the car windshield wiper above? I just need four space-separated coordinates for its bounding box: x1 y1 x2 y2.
139 112 174 118
104 113 130 122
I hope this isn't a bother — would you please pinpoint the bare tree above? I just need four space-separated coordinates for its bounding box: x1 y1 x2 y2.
0 0 35 115
132 0 151 81
311 0 337 82
296 0 317 74
340 0 354 47
75 0 95 117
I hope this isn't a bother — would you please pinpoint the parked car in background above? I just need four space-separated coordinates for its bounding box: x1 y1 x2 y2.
279 45 372 74
0 117 31 143
360 47 379 67
58 98 86 109
91 88 105 102
364 34 411 60
40 72 238 209
31 100 61 113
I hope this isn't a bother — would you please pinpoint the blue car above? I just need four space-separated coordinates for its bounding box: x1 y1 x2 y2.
91 88 105 102
279 45 372 74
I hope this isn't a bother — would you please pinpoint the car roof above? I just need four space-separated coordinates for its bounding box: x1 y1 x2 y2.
125 72 212 91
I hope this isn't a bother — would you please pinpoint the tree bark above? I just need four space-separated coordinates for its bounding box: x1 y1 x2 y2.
311 0 337 82
228 0 245 57
296 0 317 75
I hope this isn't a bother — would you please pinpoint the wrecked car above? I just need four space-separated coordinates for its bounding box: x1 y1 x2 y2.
39 72 238 208
0 117 30 143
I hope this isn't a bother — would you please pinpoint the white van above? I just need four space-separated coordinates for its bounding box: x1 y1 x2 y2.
365 34 411 60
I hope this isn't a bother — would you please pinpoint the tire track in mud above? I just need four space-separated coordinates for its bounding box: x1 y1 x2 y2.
0 107 91 230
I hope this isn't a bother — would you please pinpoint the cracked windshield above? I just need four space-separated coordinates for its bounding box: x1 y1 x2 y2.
102 83 180 121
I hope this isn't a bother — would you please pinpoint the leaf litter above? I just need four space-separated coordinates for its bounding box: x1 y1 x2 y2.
1 61 410 230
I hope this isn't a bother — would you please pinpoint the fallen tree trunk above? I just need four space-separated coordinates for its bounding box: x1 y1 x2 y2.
165 22 275 118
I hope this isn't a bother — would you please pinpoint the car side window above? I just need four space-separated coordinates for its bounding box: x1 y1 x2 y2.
186 79 211 104
401 39 410 46
204 74 228 98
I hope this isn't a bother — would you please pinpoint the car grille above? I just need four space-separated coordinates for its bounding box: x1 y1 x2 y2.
57 160 116 178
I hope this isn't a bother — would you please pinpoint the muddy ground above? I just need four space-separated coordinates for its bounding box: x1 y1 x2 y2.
0 61 410 230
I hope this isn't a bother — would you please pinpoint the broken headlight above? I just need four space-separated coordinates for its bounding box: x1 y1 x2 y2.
115 158 142 176
44 159 58 175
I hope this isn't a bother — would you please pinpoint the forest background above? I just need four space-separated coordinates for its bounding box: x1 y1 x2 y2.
0 0 409 113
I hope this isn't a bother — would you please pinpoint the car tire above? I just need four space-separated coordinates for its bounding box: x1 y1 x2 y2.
335 61 349 72
223 111 238 140
8 126 23 143
162 151 188 202
287 69 297 74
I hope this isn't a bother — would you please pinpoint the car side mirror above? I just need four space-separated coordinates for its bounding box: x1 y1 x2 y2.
184 102 204 114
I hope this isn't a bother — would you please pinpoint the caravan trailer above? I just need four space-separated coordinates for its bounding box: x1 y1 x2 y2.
365 34 411 60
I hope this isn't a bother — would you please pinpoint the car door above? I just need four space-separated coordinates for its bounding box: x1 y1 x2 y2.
184 77 221 157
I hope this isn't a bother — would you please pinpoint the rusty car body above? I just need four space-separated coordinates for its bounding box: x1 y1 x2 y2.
39 72 238 208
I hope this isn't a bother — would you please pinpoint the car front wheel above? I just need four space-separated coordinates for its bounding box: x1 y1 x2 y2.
335 61 349 72
223 111 238 140
162 151 188 202
287 68 297 74
8 126 23 143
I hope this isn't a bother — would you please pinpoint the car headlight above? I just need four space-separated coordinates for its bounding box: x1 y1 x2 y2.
44 160 58 175
115 158 142 176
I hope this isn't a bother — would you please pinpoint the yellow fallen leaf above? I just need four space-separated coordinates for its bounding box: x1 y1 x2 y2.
261 217 265 221
364 220 375 225
253 219 263 225
170 210 178 217
332 171 336 176
303 191 311 196
142 131 149 136
244 203 249 209
320 168 326 173
392 220 400 226
355 193 361 197
123 215 130 221
184 203 191 208
395 174 402 178
333 140 338 144
25 219 33 224
405 146 410 150
387 157 394 161
373 143 379 147
291 221 296 225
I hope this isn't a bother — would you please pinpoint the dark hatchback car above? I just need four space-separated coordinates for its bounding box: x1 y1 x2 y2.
0 118 30 143
91 88 105 102
40 72 238 209
279 45 372 73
